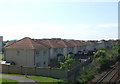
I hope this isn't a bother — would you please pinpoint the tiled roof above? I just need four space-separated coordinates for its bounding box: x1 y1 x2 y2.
116 39 120 41
67 40 76 47
57 40 73 47
4 37 87 49
5 37 47 49
36 39 64 48
67 40 86 47
74 40 85 46
68 40 79 46
4 42 15 47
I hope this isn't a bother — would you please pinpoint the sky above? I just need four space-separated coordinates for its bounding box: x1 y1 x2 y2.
0 0 119 41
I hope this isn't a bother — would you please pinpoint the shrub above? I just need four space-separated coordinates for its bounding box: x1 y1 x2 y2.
76 65 98 83
58 54 74 70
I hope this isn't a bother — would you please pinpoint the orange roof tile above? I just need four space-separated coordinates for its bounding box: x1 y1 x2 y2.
4 42 15 47
36 39 64 48
57 40 73 47
5 37 47 49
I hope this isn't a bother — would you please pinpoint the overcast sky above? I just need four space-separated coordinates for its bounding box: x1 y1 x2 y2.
0 0 119 41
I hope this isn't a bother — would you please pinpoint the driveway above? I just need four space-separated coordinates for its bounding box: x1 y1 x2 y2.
0 74 38 84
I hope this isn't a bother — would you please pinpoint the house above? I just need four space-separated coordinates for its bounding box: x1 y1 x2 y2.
4 37 50 67
67 40 78 54
35 39 64 60
73 40 86 54
67 40 86 54
57 40 74 56
4 42 15 47
97 40 106 49
107 40 119 48
4 37 119 68
34 39 65 67
116 39 120 46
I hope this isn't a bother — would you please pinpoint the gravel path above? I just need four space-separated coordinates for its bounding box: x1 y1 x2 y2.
0 74 38 84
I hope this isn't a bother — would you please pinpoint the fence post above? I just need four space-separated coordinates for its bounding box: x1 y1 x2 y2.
48 67 51 77
34 67 36 75
21 66 22 74
65 69 69 81
8 65 9 74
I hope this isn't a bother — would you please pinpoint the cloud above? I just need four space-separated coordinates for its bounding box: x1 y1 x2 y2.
0 23 118 40
0 24 92 35
0 0 119 3
96 23 118 28
0 24 93 33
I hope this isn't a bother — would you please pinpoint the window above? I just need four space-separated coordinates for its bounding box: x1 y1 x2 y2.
36 51 39 55
43 51 46 55
17 50 20 56
44 61 46 65
54 48 57 53
36 62 41 67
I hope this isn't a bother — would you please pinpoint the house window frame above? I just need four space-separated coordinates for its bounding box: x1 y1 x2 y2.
43 61 46 65
54 48 57 53
17 50 20 56
43 50 46 55
35 50 39 55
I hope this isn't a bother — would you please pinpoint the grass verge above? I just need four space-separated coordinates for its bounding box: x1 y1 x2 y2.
28 75 64 83
0 53 3 60
0 78 18 84
0 73 64 83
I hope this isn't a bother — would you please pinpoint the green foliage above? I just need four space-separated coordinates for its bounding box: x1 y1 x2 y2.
94 50 106 59
58 54 74 70
3 40 18 46
93 46 119 71
77 45 120 83
0 78 18 84
99 47 107 50
0 73 64 83
76 66 98 83
113 45 120 61
28 75 64 83
0 53 3 60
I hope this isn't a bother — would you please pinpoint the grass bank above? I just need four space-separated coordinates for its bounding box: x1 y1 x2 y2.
28 75 64 83
0 73 64 83
0 78 18 84
0 53 3 60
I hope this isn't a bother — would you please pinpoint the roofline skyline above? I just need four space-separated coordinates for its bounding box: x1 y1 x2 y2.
1 36 119 41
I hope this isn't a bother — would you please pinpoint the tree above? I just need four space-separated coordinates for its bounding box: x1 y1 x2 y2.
113 45 120 62
76 45 120 83
93 46 119 71
58 54 74 70
76 65 98 83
